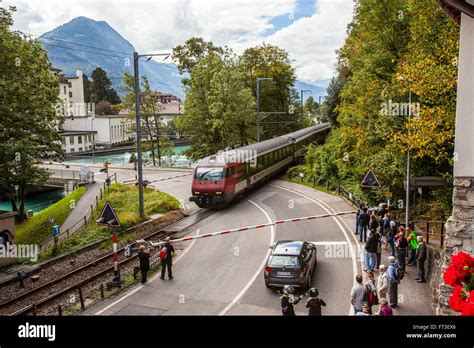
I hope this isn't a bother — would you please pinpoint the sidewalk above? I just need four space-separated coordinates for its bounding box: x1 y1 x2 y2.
275 180 434 315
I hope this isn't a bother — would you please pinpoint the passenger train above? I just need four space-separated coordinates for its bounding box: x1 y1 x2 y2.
189 123 331 209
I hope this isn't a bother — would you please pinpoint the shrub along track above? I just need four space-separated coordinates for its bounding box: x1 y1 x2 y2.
0 210 199 316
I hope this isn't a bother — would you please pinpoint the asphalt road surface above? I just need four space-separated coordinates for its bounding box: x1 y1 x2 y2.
83 175 360 316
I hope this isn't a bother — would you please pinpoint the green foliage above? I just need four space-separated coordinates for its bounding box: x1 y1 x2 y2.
176 52 255 158
15 187 87 245
90 67 121 105
297 0 458 218
0 6 64 221
38 183 180 260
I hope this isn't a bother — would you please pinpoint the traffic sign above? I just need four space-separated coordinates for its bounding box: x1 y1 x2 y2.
51 225 60 237
96 201 121 227
361 170 381 188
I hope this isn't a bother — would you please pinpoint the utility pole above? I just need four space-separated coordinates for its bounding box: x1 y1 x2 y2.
133 51 170 219
405 88 412 228
256 77 273 142
300 90 311 118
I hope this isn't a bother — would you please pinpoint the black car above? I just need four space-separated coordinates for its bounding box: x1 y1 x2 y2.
264 240 317 289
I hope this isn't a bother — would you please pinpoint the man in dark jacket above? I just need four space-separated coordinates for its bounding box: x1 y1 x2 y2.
415 236 427 283
160 237 175 280
138 245 150 284
281 285 303 316
358 208 370 242
305 288 326 316
364 230 379 271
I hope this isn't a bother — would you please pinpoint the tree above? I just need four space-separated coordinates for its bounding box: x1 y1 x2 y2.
303 96 319 116
90 67 121 105
83 73 91 103
175 52 255 159
0 6 63 222
239 43 305 139
172 37 224 76
120 73 171 166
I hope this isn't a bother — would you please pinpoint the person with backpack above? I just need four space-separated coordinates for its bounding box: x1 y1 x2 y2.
358 208 370 243
305 288 326 316
406 227 418 267
160 237 175 280
280 285 303 316
138 245 150 284
395 228 408 272
387 256 400 308
415 236 427 283
364 229 379 271
369 215 379 233
355 204 364 235
364 270 378 314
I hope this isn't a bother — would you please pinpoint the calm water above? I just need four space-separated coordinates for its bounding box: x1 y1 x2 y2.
68 145 192 167
0 187 65 213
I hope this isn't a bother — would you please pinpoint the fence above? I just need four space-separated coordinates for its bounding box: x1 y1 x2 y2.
39 173 118 252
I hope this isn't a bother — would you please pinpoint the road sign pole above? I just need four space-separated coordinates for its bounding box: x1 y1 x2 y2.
134 52 145 220
112 226 119 278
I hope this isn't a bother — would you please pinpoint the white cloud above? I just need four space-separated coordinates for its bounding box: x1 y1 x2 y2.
3 0 353 82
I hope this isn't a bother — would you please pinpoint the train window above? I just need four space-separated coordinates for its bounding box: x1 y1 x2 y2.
226 167 234 178
195 167 224 181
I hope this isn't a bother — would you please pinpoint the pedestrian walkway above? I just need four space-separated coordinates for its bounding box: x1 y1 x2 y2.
59 181 102 235
275 180 434 315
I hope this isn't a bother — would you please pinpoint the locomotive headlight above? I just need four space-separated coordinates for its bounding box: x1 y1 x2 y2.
215 191 222 195
194 191 200 195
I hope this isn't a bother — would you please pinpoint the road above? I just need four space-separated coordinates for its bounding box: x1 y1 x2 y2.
83 176 359 316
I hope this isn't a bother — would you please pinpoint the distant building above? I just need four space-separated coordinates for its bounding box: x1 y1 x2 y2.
52 68 87 115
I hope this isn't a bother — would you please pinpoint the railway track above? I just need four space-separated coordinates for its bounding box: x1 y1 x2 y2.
0 209 215 316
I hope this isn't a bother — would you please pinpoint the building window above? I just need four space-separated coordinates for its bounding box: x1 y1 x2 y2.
68 82 72 88
69 136 74 145
69 91 73 98
78 147 83 152
88 135 91 142
78 136 82 144
61 137 66 145
63 86 66 94
70 148 75 153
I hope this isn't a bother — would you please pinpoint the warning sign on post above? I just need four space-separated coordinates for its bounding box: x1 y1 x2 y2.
96 201 121 227
361 170 381 188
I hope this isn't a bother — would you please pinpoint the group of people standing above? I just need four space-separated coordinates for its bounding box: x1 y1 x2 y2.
351 203 428 314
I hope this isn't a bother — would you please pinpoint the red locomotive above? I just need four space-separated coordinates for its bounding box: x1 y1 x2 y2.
190 124 331 209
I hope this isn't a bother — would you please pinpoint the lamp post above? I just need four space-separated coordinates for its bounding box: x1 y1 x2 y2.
256 77 273 142
397 76 414 228
133 51 170 219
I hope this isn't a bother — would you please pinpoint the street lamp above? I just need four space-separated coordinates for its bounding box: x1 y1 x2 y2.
133 51 170 219
397 75 414 228
256 77 273 142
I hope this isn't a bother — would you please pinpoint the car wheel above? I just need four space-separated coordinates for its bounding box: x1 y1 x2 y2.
265 282 271 289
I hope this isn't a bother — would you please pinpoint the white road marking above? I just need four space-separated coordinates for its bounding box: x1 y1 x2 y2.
310 241 348 245
271 184 358 315
94 229 201 315
219 199 275 316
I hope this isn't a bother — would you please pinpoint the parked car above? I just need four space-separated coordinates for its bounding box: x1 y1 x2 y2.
264 240 317 289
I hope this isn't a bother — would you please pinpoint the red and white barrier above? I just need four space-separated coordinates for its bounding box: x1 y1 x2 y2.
148 210 356 247
151 173 192 183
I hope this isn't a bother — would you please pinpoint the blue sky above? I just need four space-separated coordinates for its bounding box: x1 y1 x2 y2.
4 0 354 84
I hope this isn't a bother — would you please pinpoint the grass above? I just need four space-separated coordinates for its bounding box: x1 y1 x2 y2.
15 186 87 245
38 183 180 260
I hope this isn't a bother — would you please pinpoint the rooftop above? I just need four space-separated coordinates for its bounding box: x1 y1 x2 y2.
273 241 303 255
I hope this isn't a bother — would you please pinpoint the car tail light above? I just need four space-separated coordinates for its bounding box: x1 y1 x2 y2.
264 267 271 275
292 267 306 275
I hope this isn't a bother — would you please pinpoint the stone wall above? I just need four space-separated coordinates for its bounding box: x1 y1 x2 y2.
432 177 474 315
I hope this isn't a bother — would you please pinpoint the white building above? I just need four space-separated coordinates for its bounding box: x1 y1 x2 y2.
61 115 133 152
59 130 96 154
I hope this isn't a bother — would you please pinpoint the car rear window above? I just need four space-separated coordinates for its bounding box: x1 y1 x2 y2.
268 255 300 267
